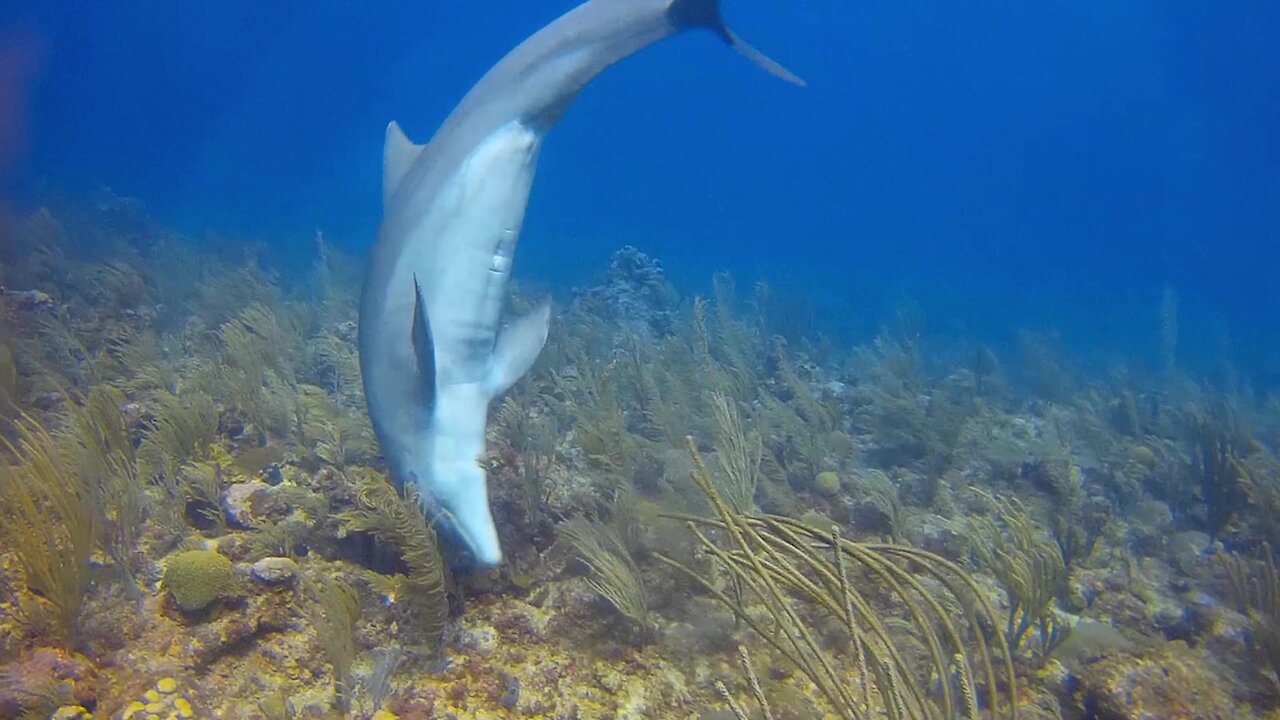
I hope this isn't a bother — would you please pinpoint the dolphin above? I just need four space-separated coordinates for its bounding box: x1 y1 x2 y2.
358 0 802 566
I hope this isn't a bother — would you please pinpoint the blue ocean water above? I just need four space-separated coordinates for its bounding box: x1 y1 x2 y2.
2 0 1277 382
7 4 1280 715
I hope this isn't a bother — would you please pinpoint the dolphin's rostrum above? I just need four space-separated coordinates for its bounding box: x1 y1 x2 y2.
359 0 801 566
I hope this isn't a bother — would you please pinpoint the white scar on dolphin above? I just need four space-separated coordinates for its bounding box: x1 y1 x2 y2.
358 0 802 566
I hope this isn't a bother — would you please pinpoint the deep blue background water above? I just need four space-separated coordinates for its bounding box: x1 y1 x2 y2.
2 1 1277 382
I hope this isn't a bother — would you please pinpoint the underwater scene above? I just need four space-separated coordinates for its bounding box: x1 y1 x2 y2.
1 0 1278 718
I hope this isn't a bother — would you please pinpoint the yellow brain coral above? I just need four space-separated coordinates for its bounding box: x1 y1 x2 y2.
163 550 237 612
814 470 841 496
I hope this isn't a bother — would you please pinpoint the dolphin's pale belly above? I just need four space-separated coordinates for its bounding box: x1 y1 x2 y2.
362 121 541 475
395 120 541 386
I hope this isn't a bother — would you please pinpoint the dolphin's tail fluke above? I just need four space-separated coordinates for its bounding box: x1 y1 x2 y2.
667 0 806 86
722 26 806 87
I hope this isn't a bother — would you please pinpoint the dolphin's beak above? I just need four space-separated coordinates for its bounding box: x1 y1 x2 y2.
452 488 503 566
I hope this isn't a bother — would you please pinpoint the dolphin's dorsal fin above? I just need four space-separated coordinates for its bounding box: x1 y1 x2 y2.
384 121 425 207
486 302 551 397
411 275 437 409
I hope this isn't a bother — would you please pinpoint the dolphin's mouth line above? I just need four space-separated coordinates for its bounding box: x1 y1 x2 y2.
411 477 484 558
452 520 490 563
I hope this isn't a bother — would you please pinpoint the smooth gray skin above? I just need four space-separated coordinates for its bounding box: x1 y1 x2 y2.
359 0 800 566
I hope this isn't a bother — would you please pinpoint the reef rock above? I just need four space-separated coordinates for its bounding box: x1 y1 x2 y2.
221 481 273 528
0 287 55 311
1127 499 1174 556
902 513 967 561
572 245 678 336
1165 530 1212 574
1073 641 1240 720
0 648 96 716
180 584 295 668
250 557 299 585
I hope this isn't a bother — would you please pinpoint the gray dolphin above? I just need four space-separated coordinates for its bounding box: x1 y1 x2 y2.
358 0 801 566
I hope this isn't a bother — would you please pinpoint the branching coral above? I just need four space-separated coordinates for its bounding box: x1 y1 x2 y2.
1238 451 1280 547
491 387 559 520
138 390 220 531
69 386 146 588
178 459 230 533
660 437 1017 720
1158 284 1179 378
1192 407 1251 539
83 259 147 311
559 515 650 632
35 313 98 389
710 391 763 514
969 494 1068 662
848 333 974 472
846 469 904 541
211 303 304 442
290 383 375 470
309 232 361 326
15 201 1276 717
1032 455 1106 571
715 645 774 720
0 342 17 416
1219 544 1280 702
773 337 839 434
304 333 364 407
0 415 98 646
1018 331 1072 402
194 264 282 328
705 274 762 401
338 469 448 646
140 389 220 474
310 575 360 714
557 356 655 498
759 338 851 485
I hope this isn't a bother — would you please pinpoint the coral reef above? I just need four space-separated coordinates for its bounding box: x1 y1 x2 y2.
0 197 1277 719
571 246 679 337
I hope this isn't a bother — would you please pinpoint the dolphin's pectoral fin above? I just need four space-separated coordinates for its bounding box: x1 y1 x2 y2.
384 121 426 207
411 275 437 409
486 302 551 396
